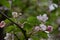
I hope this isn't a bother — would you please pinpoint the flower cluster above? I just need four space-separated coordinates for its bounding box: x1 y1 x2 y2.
36 14 53 33
34 24 53 33
12 12 22 18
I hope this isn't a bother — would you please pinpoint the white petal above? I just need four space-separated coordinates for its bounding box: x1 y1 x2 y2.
4 37 8 40
49 4 55 11
53 3 58 8
45 31 49 33
12 12 18 18
37 14 48 22
42 16 48 22
19 13 22 15
37 15 43 21
43 14 47 17
6 33 11 36
40 24 46 31
28 38 32 40
42 14 48 22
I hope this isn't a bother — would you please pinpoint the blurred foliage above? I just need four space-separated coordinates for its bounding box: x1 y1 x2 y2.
0 0 60 40
0 0 10 8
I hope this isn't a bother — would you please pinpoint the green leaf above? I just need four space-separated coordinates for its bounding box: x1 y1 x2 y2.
37 31 48 38
0 0 10 8
27 16 40 26
4 19 11 24
53 0 59 4
51 27 59 34
19 18 26 24
5 25 15 33
14 25 21 34
24 23 33 33
4 18 16 24
32 36 40 40
13 0 26 8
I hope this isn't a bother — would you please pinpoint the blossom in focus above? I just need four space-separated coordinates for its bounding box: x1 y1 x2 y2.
37 14 48 22
40 24 47 31
0 21 6 28
12 12 18 18
49 3 58 11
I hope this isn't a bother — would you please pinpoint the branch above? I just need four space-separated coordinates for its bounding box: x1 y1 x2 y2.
0 11 28 40
14 33 20 40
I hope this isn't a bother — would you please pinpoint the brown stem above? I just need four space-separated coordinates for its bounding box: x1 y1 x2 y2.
0 11 28 40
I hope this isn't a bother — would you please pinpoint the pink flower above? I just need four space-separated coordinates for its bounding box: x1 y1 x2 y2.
0 21 6 28
47 26 53 32
34 26 40 31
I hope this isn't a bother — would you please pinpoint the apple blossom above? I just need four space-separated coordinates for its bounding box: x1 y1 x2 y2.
34 26 40 31
37 14 48 22
0 21 6 28
37 15 43 21
4 33 11 40
49 3 58 11
42 14 48 22
47 26 53 32
53 3 58 8
12 12 18 18
40 24 47 31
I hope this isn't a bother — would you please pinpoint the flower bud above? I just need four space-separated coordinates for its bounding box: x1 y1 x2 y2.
12 12 18 18
34 26 40 31
0 21 6 28
47 26 53 32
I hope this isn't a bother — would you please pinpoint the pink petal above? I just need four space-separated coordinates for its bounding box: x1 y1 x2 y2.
0 21 6 28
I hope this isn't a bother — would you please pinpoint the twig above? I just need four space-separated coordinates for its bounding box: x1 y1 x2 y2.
0 11 28 40
14 33 20 40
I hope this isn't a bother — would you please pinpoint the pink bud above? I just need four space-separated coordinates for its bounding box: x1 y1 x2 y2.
34 26 40 31
0 21 6 28
47 26 53 32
